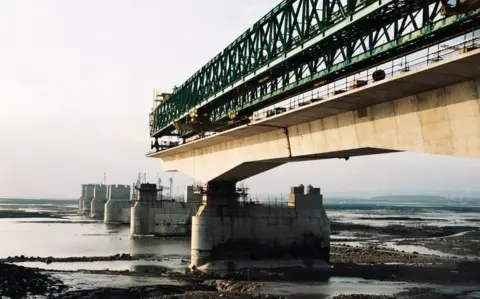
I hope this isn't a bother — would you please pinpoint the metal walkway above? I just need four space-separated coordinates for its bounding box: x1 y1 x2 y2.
149 0 480 146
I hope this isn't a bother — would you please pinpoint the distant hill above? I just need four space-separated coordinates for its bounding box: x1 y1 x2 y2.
369 195 449 201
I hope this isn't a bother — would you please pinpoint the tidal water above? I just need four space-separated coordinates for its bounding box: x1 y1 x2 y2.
0 216 190 259
1 197 479 297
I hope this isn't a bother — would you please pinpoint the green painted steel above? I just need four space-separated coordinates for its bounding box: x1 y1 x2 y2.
150 0 480 139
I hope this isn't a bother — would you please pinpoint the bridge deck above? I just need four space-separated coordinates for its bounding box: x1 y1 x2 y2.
149 48 480 158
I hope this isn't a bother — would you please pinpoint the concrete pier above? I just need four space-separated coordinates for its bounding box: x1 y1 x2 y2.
104 184 131 224
130 184 199 237
80 184 96 215
184 185 202 207
77 184 86 214
190 183 330 271
90 185 108 219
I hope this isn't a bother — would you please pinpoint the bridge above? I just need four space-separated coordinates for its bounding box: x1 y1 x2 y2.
146 0 480 271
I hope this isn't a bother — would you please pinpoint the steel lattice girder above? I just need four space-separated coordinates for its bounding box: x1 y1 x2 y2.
150 0 480 138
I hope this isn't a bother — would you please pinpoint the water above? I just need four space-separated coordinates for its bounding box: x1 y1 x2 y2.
327 209 480 228
15 259 187 272
259 278 412 297
0 216 190 258
1 197 479 296
51 272 185 291
257 278 480 298
380 242 478 259
1 198 478 261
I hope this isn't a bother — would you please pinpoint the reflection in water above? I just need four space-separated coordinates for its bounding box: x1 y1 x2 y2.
14 259 188 272
51 272 185 291
381 242 478 259
259 278 480 298
260 278 410 297
0 216 190 258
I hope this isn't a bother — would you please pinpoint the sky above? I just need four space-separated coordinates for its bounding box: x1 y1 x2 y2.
1 0 480 198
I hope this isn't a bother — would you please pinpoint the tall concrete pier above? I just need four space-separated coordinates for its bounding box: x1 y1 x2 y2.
77 184 87 214
90 185 108 219
80 184 96 215
105 184 131 224
130 184 199 237
190 183 330 271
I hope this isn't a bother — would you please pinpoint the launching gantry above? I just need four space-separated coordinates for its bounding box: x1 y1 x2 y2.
150 86 252 151
441 0 480 16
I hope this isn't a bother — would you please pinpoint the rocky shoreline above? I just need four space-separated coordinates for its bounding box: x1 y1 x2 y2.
0 262 67 298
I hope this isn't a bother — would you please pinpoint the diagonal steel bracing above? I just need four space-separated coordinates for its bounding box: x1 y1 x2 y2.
150 0 480 139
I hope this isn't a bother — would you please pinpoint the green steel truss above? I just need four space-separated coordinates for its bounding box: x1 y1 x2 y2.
150 0 480 138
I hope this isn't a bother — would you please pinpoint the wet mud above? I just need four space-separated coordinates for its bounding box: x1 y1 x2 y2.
331 287 479 299
2 203 479 298
3 245 480 298
331 246 455 264
0 262 67 298
396 231 480 257
55 284 219 299
331 222 477 239
331 221 480 257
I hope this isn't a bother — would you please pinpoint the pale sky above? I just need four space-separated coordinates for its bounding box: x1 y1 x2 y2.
1 0 480 198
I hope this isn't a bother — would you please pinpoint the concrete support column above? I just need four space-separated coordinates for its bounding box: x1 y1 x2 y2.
81 185 95 216
197 181 238 210
190 182 330 271
105 184 131 224
77 184 86 214
130 183 196 237
90 185 108 219
130 183 158 236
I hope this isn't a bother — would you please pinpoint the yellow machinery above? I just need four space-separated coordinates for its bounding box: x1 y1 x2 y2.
441 0 480 16
172 109 243 134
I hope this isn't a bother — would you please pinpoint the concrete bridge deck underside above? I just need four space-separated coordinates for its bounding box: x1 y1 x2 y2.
149 49 480 183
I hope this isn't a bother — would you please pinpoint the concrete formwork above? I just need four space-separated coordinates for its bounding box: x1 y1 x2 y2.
105 184 131 224
90 185 108 219
190 183 330 271
130 184 200 237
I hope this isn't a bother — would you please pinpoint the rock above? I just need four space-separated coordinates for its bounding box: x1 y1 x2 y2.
0 262 66 298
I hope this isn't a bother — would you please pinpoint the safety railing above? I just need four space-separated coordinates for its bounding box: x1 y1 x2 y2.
251 35 480 122
148 34 479 154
